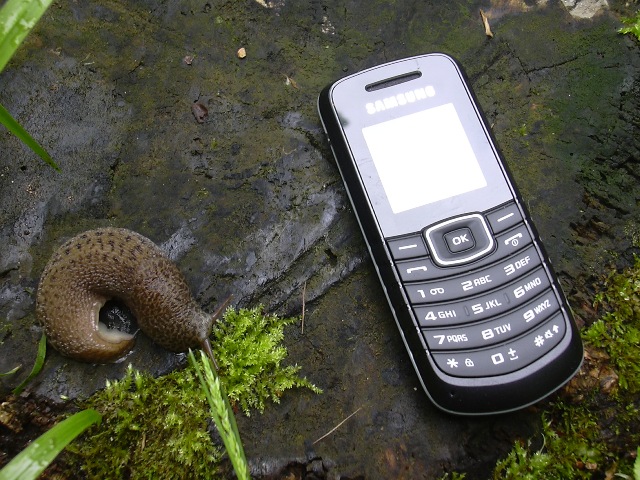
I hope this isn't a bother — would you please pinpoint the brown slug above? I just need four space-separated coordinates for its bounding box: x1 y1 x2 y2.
36 227 224 363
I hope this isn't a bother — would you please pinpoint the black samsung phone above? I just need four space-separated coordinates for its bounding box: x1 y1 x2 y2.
317 53 583 415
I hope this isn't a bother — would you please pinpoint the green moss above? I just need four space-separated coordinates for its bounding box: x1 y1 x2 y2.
586 255 640 393
214 305 321 416
439 472 467 480
619 10 640 41
66 306 320 479
67 365 222 479
492 395 639 479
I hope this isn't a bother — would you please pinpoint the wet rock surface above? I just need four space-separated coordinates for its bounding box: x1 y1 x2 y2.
1 0 639 477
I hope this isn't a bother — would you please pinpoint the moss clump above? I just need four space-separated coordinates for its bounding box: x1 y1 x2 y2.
67 364 222 479
66 306 320 479
491 256 640 479
213 306 321 416
492 396 640 479
492 431 575 479
586 255 640 393
619 11 640 41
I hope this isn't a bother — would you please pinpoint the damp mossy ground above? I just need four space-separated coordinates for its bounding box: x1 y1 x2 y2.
64 306 320 479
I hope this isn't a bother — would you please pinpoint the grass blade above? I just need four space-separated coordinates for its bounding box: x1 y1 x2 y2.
0 364 21 376
0 409 101 480
0 0 58 170
12 333 47 395
0 0 54 72
0 103 59 171
188 349 250 480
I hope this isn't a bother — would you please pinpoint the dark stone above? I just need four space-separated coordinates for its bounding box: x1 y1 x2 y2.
1 0 638 477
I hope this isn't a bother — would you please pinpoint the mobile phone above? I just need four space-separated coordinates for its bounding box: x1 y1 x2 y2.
317 53 583 415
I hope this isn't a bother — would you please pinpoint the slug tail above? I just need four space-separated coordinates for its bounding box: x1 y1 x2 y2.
39 295 136 363
45 320 136 363
97 322 135 343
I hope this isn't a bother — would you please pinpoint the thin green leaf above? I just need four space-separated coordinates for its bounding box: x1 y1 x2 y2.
0 364 21 376
188 349 250 480
0 409 101 480
0 103 59 171
0 0 54 72
13 333 47 395
634 446 640 480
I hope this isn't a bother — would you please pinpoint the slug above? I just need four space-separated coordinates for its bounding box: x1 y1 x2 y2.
36 227 225 363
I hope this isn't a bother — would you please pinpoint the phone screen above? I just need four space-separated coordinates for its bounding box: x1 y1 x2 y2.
333 71 513 237
362 103 488 214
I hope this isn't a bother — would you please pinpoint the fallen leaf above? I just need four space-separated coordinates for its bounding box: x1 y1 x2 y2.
480 9 494 38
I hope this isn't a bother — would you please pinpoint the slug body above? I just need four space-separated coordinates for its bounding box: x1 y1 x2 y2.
36 228 213 363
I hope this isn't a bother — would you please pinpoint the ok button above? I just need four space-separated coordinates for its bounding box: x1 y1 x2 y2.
444 228 475 253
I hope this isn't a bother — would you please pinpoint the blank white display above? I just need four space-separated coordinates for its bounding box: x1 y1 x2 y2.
361 103 487 214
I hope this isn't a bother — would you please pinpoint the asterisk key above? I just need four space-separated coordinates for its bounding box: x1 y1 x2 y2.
446 358 459 368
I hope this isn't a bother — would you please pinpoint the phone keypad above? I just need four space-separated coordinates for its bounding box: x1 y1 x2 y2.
386 202 566 378
413 268 552 327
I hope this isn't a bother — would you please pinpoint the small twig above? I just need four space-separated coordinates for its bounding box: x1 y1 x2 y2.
480 9 494 38
301 281 307 335
312 407 362 445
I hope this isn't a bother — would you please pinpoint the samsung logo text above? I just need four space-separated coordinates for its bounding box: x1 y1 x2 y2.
366 85 436 115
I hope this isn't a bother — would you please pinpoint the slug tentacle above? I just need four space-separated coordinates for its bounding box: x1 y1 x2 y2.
36 227 216 363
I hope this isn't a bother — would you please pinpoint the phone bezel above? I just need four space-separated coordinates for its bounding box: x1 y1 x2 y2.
326 54 513 238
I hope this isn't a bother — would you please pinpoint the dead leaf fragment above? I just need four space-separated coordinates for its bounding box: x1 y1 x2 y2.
480 9 494 38
282 74 299 89
0 402 22 433
183 55 194 65
237 47 246 59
